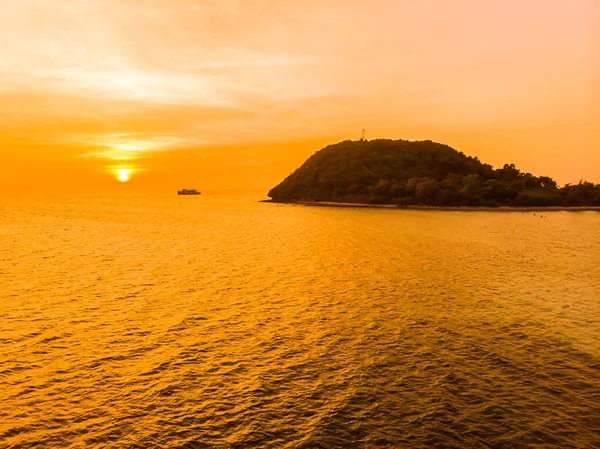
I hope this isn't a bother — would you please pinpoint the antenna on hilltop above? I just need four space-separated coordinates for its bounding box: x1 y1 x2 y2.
360 129 366 142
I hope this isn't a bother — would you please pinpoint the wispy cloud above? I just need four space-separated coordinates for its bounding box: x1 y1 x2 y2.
74 134 203 160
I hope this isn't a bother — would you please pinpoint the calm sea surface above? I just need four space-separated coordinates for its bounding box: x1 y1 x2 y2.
1 196 599 448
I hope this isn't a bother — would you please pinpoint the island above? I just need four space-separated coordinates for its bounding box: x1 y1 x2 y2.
267 139 600 208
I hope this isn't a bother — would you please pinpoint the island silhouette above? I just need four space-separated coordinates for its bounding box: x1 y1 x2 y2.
268 139 600 208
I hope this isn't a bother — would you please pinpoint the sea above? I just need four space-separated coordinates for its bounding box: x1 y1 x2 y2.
1 195 599 448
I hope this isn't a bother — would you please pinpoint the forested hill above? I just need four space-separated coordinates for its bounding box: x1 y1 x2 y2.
267 139 600 207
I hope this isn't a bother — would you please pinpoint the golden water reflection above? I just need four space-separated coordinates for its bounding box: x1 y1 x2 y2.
1 199 599 448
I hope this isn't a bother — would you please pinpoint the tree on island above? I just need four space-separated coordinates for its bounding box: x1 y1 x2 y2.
267 139 600 207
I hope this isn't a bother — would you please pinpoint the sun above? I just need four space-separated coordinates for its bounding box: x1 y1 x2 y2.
109 165 140 183
115 168 132 182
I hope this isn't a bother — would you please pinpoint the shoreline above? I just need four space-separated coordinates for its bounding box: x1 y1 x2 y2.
261 200 600 212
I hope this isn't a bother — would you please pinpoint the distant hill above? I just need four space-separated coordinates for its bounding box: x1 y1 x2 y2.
267 139 600 207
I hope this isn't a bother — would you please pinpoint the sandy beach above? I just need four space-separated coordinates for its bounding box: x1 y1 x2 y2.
262 200 600 212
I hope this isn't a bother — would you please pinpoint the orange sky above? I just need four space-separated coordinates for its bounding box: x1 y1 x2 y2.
1 0 598 194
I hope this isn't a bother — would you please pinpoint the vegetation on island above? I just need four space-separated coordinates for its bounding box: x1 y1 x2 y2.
268 139 600 207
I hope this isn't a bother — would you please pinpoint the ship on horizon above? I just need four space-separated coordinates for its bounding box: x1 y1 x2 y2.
177 188 201 195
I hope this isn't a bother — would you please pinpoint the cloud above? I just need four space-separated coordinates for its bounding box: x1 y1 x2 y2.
75 134 202 160
0 0 322 102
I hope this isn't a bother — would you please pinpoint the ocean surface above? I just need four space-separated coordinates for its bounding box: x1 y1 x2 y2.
1 195 599 448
